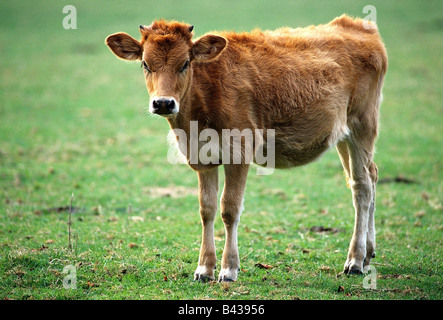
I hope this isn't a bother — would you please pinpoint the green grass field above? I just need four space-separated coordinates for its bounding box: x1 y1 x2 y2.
0 0 442 300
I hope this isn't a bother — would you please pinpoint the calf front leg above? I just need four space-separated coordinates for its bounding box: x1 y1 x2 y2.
194 167 219 282
218 164 249 282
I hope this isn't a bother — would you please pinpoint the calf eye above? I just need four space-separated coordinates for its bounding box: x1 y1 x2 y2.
180 60 190 73
142 61 151 73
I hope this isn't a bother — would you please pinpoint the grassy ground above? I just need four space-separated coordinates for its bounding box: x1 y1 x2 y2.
0 0 442 300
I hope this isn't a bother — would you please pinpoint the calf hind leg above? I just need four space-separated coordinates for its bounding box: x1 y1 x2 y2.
365 161 377 267
338 136 377 274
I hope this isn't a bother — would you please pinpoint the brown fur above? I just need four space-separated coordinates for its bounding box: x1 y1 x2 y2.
106 15 387 281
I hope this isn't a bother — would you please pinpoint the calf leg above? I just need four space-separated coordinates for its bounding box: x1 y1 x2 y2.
342 135 376 274
341 76 382 274
194 167 219 282
218 164 249 282
337 140 377 270
336 141 351 187
365 161 378 267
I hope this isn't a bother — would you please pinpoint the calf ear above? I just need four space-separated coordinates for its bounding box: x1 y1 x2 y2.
191 34 227 61
105 33 142 61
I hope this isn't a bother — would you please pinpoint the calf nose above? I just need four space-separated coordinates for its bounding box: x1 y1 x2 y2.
152 98 176 115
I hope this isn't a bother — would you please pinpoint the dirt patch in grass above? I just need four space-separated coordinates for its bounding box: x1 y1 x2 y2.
143 186 198 198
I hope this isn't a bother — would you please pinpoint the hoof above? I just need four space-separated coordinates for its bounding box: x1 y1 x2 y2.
344 267 363 275
194 265 215 282
194 274 214 282
343 259 363 275
218 268 238 282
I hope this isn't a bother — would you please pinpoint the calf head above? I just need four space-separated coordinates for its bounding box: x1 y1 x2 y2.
105 20 228 117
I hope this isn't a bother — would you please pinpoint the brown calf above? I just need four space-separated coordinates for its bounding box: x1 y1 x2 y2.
105 15 387 282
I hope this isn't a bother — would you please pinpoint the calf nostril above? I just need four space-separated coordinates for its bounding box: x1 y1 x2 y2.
152 100 161 110
166 100 175 111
